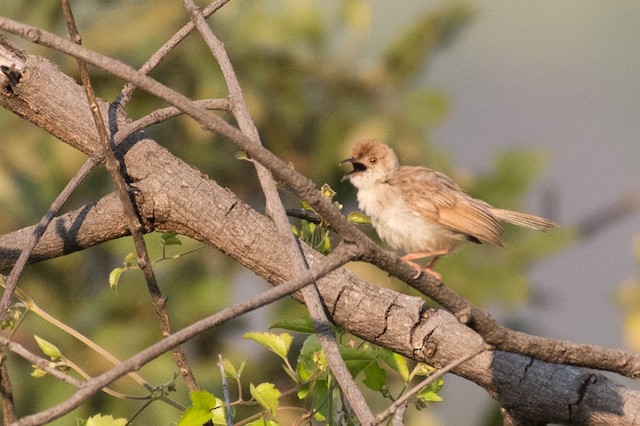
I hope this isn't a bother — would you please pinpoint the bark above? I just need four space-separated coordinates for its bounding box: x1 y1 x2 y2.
1 40 639 425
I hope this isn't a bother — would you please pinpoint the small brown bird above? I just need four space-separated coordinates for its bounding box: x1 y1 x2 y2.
342 140 557 280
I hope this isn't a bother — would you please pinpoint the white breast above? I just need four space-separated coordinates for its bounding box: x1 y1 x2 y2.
354 179 465 254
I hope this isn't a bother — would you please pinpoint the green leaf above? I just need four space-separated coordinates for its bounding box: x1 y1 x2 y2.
339 347 376 377
297 335 325 382
347 211 371 225
250 382 281 417
30 366 47 378
178 390 225 426
244 332 293 361
416 376 444 403
34 335 62 359
270 316 315 334
379 350 410 382
123 252 137 268
362 361 387 392
108 268 124 290
311 378 329 421
160 232 182 246
235 150 249 161
85 414 128 426
221 358 246 380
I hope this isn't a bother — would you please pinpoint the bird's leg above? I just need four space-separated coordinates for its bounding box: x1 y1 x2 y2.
401 250 450 281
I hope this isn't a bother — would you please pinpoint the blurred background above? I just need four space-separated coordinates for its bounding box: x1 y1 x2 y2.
0 1 638 424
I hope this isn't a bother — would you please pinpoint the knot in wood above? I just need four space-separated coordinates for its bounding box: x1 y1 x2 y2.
423 342 437 358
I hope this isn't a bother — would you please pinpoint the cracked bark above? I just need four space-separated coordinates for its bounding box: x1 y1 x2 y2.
1 40 640 425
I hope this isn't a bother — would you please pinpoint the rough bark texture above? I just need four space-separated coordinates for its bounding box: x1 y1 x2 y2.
1 41 639 425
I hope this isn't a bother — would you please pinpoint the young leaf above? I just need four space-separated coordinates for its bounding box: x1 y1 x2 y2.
416 376 444 403
108 268 124 290
250 382 281 418
221 358 245 380
160 232 182 246
85 414 128 426
244 332 293 361
34 335 62 359
348 211 371 225
30 366 47 378
123 252 137 268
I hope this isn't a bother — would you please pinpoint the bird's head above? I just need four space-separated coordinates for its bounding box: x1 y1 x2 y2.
341 140 399 186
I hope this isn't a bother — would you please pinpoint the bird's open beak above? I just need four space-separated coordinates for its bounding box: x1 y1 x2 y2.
340 157 364 181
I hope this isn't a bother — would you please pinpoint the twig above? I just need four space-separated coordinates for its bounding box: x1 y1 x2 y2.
59 0 199 392
182 1 375 423
218 354 233 426
0 336 83 388
374 344 487 424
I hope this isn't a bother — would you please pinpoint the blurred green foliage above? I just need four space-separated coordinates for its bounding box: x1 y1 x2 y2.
0 0 569 424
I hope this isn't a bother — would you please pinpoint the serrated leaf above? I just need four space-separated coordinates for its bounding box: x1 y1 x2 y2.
108 268 124 290
86 414 128 426
160 232 182 246
348 211 371 225
362 361 387 392
270 316 315 334
244 332 293 361
34 335 61 359
250 382 281 417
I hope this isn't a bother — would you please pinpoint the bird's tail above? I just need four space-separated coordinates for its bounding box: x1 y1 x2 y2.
491 209 558 231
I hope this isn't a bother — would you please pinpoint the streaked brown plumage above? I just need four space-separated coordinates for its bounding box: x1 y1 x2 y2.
342 140 557 280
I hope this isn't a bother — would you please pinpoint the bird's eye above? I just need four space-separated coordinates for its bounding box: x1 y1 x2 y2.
370 157 377 163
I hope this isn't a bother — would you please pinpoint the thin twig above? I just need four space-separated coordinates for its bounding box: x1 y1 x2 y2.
218 354 233 426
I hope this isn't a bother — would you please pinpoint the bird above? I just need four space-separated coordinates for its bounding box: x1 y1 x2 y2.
341 140 557 281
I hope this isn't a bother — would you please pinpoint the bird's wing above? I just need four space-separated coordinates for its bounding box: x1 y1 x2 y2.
390 167 505 246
